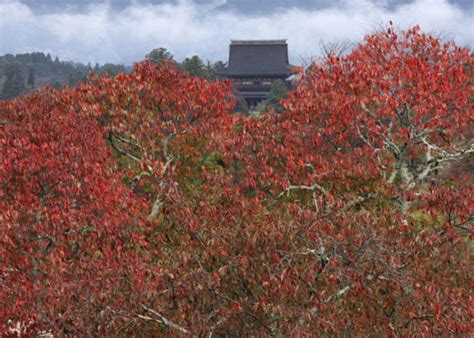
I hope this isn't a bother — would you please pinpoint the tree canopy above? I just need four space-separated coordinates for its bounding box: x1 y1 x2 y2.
1 61 25 99
265 79 290 113
1 26 472 336
146 47 175 65
0 52 131 100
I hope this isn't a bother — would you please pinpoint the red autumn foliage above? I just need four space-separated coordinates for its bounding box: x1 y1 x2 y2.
0 88 150 334
1 26 472 336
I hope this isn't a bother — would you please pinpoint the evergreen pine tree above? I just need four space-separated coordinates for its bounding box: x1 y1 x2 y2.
181 55 206 77
2 61 25 99
265 80 289 113
27 64 35 89
146 47 175 64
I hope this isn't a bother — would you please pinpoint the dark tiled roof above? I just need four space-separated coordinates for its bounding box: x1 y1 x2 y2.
218 40 291 77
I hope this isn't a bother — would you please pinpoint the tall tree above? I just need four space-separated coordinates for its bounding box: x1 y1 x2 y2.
1 61 25 99
27 64 35 89
283 24 473 216
265 79 289 113
211 60 226 73
146 47 175 64
99 63 126 77
181 55 206 77
205 60 227 80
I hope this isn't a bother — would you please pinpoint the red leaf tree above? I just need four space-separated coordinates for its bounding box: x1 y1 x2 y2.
1 26 472 336
282 25 473 216
0 89 150 335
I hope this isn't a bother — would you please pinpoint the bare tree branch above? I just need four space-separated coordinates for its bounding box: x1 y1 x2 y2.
140 305 190 334
341 193 377 212
278 182 331 214
325 285 351 303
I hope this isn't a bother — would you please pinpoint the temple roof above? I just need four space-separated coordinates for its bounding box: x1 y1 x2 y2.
218 39 292 77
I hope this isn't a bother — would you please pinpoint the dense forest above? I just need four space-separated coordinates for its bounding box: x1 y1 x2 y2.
0 52 130 99
1 26 473 336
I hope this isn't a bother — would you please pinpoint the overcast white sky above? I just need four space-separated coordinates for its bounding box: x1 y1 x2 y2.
0 0 472 65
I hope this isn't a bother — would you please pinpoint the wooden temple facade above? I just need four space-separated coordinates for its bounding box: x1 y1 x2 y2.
217 40 292 107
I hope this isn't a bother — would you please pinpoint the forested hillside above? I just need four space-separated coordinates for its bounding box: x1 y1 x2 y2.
0 52 129 99
0 51 228 100
1 26 473 336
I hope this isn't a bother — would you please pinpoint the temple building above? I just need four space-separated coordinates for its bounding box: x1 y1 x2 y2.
217 40 292 107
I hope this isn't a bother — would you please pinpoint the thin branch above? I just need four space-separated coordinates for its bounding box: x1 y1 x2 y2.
147 157 173 221
116 135 141 148
360 105 401 155
341 193 377 212
211 291 275 335
208 314 231 338
162 133 176 162
108 131 142 163
106 306 189 334
453 216 473 233
412 138 474 187
356 125 375 149
147 195 164 221
140 305 190 334
325 285 351 303
278 182 331 214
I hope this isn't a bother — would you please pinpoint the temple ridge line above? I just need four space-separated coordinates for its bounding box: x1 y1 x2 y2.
230 40 287 45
